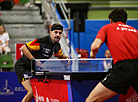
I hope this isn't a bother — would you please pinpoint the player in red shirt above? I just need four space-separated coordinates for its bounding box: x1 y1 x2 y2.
86 8 138 102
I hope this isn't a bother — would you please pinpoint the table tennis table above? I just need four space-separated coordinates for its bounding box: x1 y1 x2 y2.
30 59 136 102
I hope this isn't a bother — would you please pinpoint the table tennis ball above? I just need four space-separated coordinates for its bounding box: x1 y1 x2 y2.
78 54 81 58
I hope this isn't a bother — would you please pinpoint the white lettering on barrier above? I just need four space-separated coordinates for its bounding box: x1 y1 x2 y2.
126 92 138 102
35 86 60 102
50 98 60 102
35 86 44 102
15 87 26 91
46 97 50 102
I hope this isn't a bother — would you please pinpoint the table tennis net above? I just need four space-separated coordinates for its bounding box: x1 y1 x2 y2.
33 58 113 72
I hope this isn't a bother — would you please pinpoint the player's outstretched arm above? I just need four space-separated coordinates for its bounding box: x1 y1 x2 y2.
90 38 102 58
58 54 71 59
20 45 34 60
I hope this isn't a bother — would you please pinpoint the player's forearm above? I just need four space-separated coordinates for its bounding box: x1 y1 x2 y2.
90 44 99 58
20 45 34 60
90 38 102 58
90 51 95 58
58 54 68 59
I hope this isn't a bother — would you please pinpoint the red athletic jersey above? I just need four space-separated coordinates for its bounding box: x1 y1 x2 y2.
96 22 138 64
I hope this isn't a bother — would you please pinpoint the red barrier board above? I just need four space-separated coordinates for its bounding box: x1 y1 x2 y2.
15 43 24 60
0 0 19 4
31 79 69 102
119 87 138 102
30 78 138 102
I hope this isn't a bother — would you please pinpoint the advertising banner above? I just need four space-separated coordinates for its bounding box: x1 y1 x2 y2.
0 72 27 102
118 87 138 102
31 79 69 102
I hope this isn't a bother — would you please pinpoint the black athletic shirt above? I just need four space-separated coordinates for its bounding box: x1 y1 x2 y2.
21 35 63 65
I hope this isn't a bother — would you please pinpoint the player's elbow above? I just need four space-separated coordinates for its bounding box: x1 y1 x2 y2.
91 38 102 51
91 44 100 52
20 45 27 52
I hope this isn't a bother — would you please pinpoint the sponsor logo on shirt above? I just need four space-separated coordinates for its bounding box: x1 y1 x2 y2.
117 24 137 33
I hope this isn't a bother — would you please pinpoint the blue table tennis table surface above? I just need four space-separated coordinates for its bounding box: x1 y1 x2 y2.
33 59 111 80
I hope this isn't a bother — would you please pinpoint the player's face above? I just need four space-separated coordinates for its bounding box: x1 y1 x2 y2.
0 26 4 34
105 50 111 58
50 30 63 43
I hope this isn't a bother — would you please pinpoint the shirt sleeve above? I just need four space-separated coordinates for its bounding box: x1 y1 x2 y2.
54 48 63 57
26 39 40 51
96 25 107 43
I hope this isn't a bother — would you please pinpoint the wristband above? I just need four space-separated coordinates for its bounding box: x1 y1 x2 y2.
31 58 35 61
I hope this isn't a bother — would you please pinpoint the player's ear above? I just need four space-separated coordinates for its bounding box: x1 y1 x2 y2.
49 31 52 35
109 19 114 24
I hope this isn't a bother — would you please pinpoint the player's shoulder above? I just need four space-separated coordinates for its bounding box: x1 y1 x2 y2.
101 22 119 29
99 24 110 31
36 35 49 43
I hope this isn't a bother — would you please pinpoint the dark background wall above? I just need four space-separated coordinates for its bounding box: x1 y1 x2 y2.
62 19 138 58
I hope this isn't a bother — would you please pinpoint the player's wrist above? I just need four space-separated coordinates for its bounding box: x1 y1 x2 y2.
31 58 35 61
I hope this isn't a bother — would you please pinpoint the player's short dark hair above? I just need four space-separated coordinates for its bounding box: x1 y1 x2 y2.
108 8 127 24
51 23 63 31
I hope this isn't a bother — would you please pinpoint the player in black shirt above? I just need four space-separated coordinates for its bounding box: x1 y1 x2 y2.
14 23 69 102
